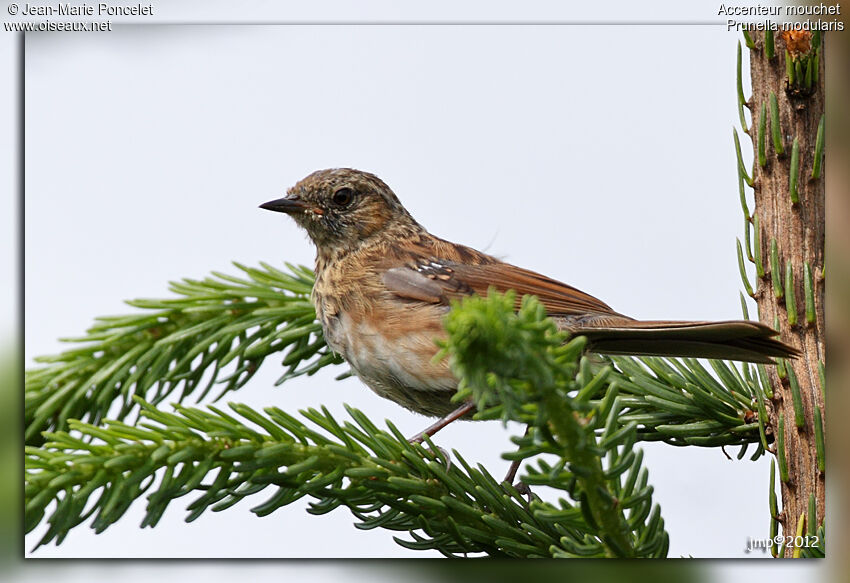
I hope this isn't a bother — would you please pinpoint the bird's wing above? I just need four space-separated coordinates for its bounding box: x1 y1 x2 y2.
375 237 799 363
379 237 622 318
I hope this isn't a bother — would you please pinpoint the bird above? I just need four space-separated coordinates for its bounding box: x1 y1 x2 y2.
260 168 798 439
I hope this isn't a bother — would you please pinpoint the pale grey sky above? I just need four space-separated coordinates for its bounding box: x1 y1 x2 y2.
17 2 805 565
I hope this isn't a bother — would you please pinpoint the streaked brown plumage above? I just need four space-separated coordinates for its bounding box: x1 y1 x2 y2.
261 168 799 420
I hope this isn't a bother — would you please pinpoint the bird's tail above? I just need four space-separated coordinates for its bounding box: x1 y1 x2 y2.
573 320 799 364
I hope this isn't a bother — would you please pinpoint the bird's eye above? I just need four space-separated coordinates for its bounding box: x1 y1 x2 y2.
331 187 354 207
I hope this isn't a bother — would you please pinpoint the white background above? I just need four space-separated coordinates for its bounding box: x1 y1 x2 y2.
11 1 822 576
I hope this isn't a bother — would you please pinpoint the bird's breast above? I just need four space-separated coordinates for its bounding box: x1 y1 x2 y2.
313 284 459 415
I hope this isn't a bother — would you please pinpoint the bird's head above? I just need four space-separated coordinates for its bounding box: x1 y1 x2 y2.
260 168 421 254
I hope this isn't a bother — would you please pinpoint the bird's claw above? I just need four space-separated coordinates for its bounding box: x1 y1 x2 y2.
512 481 538 504
408 436 452 471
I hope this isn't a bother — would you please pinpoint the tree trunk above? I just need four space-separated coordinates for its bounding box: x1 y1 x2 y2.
745 30 825 558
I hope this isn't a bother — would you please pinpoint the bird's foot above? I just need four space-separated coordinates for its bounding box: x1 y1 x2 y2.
512 481 538 504
501 459 537 503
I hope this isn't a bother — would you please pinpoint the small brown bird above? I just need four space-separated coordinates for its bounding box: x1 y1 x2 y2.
261 168 797 436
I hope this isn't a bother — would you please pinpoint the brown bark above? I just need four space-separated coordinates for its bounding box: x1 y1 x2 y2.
746 31 825 558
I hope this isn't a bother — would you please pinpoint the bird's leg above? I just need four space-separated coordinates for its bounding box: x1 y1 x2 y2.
502 425 531 483
408 402 477 473
408 401 477 443
503 425 536 502
503 458 523 485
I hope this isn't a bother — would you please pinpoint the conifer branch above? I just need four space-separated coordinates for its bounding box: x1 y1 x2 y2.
25 263 343 445
441 292 665 557
26 273 767 557
27 293 672 557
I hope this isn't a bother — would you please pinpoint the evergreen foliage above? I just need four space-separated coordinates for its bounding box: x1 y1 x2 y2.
25 263 342 446
26 272 785 557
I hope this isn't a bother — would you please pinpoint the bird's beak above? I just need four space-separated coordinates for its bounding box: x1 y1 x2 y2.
259 195 312 214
